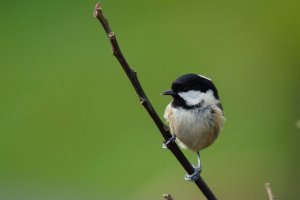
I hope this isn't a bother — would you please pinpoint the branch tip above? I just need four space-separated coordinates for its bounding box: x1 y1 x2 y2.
265 182 275 200
95 2 103 11
162 194 174 200
93 3 102 17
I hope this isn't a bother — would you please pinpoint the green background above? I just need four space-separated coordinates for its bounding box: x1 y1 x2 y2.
0 0 299 199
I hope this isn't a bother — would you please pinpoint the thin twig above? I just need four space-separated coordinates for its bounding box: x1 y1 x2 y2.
163 194 174 200
93 3 218 200
265 182 275 200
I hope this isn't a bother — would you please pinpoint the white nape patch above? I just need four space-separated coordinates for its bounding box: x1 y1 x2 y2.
178 90 216 106
198 74 212 81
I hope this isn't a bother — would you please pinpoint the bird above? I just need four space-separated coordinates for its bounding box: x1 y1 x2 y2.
162 73 225 181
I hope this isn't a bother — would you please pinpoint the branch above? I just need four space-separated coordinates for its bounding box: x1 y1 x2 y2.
163 194 174 200
265 182 275 200
94 3 218 200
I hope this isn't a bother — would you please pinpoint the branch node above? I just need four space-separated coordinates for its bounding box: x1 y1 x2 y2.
139 97 146 104
93 10 98 17
108 32 115 38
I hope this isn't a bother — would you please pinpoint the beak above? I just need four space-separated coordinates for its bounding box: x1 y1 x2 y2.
161 89 175 96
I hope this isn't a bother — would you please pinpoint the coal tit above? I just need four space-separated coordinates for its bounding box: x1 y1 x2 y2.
162 73 225 181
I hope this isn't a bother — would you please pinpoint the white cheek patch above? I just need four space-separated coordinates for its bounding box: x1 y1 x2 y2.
178 90 216 106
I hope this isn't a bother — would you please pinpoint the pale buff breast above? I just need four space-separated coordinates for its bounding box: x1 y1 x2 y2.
164 103 224 152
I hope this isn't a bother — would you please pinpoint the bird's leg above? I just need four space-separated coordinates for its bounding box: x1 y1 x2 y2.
184 151 202 181
162 135 176 149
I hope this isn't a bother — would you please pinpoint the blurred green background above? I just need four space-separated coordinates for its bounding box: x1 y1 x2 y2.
0 0 299 199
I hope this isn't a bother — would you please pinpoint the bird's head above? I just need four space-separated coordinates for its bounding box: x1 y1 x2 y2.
162 74 220 109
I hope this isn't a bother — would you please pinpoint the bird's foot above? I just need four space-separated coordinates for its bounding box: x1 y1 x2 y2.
162 135 176 149
184 166 202 182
